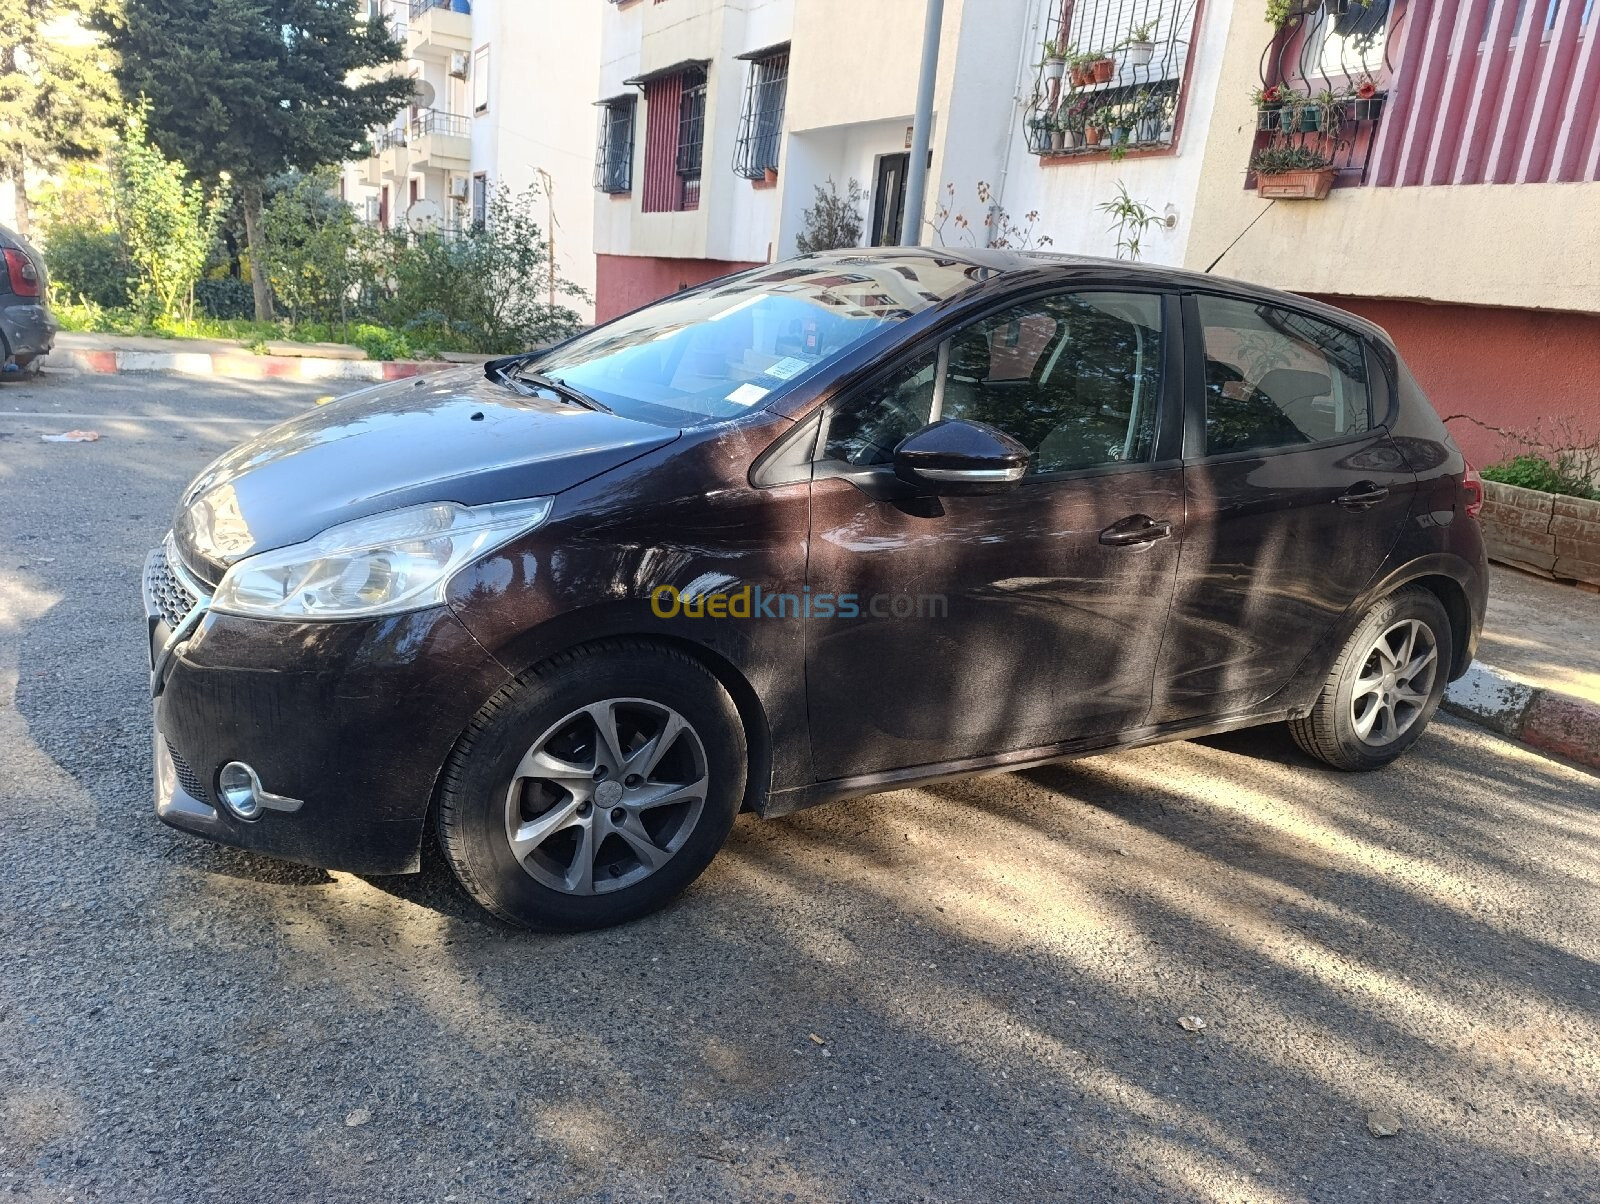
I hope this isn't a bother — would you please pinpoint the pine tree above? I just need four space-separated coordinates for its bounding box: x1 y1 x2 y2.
95 0 412 319
0 0 120 236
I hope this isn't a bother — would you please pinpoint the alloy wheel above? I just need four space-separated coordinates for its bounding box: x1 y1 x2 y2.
503 698 709 895
1350 618 1439 747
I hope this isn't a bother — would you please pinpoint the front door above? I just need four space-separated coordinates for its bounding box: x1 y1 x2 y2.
870 153 909 247
804 289 1184 781
1151 291 1419 723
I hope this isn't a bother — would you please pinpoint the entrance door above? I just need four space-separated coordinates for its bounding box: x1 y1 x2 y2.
804 288 1184 780
870 153 909 247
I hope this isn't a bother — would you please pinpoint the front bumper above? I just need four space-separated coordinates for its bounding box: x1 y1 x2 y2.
144 545 513 875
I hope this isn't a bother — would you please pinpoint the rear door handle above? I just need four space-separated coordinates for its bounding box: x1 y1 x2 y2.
1100 515 1174 547
1336 482 1390 511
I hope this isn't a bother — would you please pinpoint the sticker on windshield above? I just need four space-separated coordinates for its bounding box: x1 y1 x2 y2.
725 383 770 407
762 356 812 382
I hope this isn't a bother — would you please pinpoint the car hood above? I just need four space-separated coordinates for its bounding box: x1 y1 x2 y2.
173 367 679 584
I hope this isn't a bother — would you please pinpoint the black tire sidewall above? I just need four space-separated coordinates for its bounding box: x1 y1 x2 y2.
443 645 746 931
1327 589 1452 769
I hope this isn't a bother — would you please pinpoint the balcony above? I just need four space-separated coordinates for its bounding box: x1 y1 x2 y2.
406 0 471 60
360 154 382 187
378 128 410 181
409 109 472 172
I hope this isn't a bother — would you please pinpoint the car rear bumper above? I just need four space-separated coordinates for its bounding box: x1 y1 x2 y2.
1 301 57 363
144 546 513 875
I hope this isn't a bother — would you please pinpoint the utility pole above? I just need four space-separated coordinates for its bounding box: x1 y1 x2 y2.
537 167 556 313
899 0 945 246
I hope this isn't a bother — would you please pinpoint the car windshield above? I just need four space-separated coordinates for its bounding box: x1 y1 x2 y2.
524 255 999 426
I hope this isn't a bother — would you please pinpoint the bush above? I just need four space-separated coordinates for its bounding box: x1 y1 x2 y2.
193 276 255 320
795 177 865 253
260 171 361 328
347 323 412 362
43 223 131 309
1482 453 1600 501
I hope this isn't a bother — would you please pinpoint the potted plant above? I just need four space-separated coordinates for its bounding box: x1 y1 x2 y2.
1133 90 1166 143
1251 144 1338 198
1068 48 1094 88
1085 106 1114 146
1251 83 1286 131
1109 107 1133 147
1091 53 1116 84
1061 97 1089 149
1351 76 1384 121
1122 21 1157 67
1041 39 1067 82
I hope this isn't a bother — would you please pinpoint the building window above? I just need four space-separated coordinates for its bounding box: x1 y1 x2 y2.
595 96 635 193
640 64 708 213
733 47 788 179
472 44 490 113
471 173 488 229
675 67 707 209
1024 0 1200 160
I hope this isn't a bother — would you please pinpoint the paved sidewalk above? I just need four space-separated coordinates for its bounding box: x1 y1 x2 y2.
1478 564 1600 706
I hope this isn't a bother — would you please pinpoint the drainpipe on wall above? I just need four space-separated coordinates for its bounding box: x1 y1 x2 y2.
899 0 946 247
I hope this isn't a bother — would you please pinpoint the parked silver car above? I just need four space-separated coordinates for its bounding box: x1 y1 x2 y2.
0 224 57 374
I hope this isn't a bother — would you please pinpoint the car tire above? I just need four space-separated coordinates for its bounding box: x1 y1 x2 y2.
1288 586 1452 771
436 639 746 931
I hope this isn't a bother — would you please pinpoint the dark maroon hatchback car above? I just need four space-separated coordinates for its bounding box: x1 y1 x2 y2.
146 249 1487 930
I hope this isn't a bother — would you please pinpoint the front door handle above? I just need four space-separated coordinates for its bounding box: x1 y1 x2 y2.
1100 515 1174 547
1336 482 1390 511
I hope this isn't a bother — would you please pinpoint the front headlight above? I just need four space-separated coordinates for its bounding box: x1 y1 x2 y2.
211 498 553 620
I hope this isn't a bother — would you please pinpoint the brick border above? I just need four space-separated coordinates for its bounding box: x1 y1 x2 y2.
1445 661 1600 771
56 348 456 384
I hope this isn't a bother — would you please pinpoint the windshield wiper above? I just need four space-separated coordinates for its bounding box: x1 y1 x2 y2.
491 363 612 414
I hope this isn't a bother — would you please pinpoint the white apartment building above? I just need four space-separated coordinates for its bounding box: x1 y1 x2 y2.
588 0 1237 320
341 0 602 319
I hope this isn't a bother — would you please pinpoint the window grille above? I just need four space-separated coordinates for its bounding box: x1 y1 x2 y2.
733 50 788 178
594 96 635 193
676 66 708 198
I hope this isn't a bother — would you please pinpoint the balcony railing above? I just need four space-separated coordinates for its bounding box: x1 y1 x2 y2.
408 0 467 18
411 108 470 140
1023 0 1201 159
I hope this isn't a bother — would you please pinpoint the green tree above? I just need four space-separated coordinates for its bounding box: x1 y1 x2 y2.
260 169 358 330
95 0 411 320
0 0 120 236
110 101 229 322
794 177 865 254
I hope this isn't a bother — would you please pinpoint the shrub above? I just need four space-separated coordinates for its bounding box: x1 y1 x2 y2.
260 170 362 329
43 222 131 309
1482 453 1600 501
193 276 255 320
347 322 412 362
794 177 865 253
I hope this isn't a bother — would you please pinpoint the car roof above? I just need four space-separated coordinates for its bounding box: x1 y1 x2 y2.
798 246 1394 348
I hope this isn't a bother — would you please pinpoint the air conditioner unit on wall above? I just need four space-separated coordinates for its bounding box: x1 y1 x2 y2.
448 52 469 79
449 175 471 200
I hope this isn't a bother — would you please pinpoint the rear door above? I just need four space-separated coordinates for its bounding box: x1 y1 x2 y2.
1150 291 1417 724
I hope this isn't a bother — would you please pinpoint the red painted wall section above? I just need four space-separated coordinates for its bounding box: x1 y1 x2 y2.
1310 296 1600 467
595 255 765 323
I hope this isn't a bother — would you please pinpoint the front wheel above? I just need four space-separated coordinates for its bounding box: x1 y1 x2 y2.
436 641 747 931
1288 587 1451 771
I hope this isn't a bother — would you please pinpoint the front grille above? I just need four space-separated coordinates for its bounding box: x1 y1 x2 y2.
167 739 210 803
144 539 201 630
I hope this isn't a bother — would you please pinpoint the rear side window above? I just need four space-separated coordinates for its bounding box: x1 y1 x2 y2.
1195 295 1371 456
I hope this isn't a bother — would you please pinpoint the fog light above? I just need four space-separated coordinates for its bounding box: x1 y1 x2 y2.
218 762 263 820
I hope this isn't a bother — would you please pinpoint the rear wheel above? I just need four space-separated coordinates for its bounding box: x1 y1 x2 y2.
437 641 746 931
1289 587 1451 771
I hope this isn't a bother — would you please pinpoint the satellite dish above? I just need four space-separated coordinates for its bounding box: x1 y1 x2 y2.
411 78 436 109
406 199 442 232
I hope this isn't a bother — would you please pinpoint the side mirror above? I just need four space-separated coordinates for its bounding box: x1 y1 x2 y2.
893 419 1030 496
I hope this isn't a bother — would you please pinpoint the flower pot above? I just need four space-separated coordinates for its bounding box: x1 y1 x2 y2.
1256 108 1280 131
1135 118 1163 143
1063 128 1083 149
1255 167 1337 199
1110 127 1130 147
1050 129 1066 151
1092 57 1116 84
1084 127 1103 146
1351 95 1384 121
1299 107 1323 133
1126 41 1154 67
1043 57 1066 82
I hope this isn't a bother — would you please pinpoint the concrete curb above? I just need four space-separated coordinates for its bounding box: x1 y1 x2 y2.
57 347 456 384
1444 661 1600 771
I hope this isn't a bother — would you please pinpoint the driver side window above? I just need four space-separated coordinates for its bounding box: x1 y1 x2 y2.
821 290 1164 474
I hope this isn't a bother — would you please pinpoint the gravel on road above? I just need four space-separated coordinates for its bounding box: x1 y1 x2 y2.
2 371 1597 1202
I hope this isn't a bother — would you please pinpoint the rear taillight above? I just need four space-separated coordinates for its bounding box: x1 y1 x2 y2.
2 248 40 298
1462 461 1485 518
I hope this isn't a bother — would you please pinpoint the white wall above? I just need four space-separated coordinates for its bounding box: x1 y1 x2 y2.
470 0 602 319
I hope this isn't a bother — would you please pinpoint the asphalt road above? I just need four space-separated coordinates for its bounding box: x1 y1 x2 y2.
2 370 1597 1203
